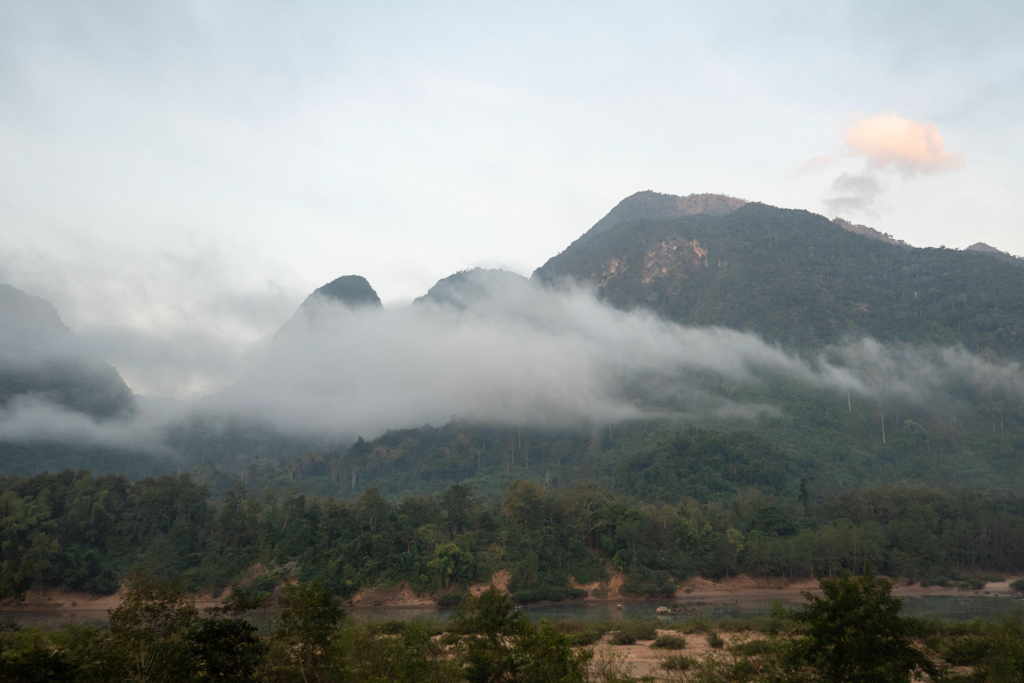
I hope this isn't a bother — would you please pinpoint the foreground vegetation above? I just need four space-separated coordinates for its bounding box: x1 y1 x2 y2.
3 571 1024 682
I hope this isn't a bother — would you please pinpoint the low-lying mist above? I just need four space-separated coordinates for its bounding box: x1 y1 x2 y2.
3 274 1023 458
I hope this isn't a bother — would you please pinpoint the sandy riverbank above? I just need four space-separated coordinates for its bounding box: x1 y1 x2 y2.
3 574 1021 625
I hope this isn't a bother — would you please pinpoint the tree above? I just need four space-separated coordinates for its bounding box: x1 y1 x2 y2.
189 617 267 682
789 567 935 682
978 609 1024 682
500 481 546 530
449 588 532 683
275 581 344 683
448 587 587 683
107 574 199 683
427 542 475 590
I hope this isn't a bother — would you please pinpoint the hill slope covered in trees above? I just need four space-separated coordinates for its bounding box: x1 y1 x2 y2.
535 198 1024 357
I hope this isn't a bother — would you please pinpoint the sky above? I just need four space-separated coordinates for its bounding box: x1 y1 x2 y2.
1 1 1022 399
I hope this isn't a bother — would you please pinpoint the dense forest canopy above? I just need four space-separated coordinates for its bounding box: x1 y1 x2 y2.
4 460 1024 605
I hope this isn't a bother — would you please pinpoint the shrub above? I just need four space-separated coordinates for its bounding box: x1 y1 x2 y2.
510 586 588 604
731 638 770 656
1010 579 1024 593
707 631 725 648
621 569 676 597
434 590 467 607
552 620 609 646
570 626 606 647
377 620 405 635
652 634 687 650
610 621 657 645
921 576 951 588
610 631 636 646
939 637 992 666
661 655 699 671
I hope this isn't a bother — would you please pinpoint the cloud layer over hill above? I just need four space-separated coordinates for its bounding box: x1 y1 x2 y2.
3 274 1022 453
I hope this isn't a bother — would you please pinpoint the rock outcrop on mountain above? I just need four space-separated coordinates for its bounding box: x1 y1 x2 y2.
0 283 134 419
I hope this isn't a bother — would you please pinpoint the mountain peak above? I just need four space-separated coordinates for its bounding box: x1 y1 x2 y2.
832 217 906 247
413 268 529 309
0 282 134 418
965 242 1022 266
304 275 383 310
966 242 1006 255
590 191 748 235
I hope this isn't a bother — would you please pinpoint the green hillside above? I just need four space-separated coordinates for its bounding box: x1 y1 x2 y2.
535 201 1024 357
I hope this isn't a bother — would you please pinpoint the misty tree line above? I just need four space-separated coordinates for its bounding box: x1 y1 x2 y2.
4 467 1024 603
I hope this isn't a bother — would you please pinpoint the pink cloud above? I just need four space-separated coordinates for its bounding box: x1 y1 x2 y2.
844 113 963 175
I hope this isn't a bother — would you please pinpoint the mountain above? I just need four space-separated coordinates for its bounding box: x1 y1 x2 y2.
0 283 134 419
832 217 907 247
274 274 383 340
589 190 747 235
534 200 1024 356
966 242 1023 267
303 275 383 309
412 268 530 309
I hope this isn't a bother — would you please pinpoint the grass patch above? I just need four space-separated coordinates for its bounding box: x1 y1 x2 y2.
661 655 699 671
652 634 686 649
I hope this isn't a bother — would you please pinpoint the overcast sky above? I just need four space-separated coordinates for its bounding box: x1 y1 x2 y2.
1 1 1022 398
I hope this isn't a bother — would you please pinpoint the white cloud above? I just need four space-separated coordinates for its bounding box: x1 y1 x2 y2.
811 112 965 218
844 113 964 175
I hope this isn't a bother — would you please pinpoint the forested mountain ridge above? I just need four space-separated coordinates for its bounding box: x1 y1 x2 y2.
535 201 1024 356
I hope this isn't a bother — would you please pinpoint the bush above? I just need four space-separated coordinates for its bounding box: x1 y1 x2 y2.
552 620 610 646
610 621 657 645
731 638 770 656
434 590 468 607
570 626 607 646
661 655 699 671
652 634 687 649
377 620 406 635
1010 579 1024 593
610 631 636 646
510 586 587 603
921 576 951 588
707 631 725 648
621 569 676 597
938 637 992 666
